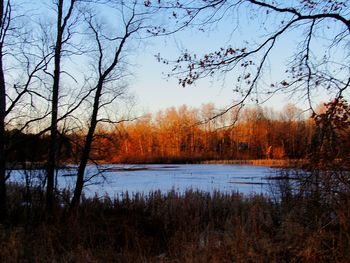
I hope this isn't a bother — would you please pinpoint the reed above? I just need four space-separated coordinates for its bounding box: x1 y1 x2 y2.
0 178 349 262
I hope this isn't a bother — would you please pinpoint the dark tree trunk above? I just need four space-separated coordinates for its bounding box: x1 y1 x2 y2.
0 50 6 221
46 0 64 214
0 0 7 221
47 0 76 214
70 80 103 209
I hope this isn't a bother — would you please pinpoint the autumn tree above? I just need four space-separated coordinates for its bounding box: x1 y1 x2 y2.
311 97 350 166
100 103 316 163
278 104 309 158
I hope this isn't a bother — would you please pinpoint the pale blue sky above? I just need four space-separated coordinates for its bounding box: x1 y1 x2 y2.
128 4 345 114
25 1 349 115
131 23 302 113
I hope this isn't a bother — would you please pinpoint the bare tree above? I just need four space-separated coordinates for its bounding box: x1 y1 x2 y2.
153 0 350 117
0 0 53 220
46 0 80 213
0 0 10 220
70 1 152 209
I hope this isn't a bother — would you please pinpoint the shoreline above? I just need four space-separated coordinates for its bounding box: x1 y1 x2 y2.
6 159 302 170
198 159 302 167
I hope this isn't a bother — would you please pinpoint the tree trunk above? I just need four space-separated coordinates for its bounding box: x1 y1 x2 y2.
0 0 7 221
0 50 6 221
47 0 76 214
46 0 64 214
70 81 103 209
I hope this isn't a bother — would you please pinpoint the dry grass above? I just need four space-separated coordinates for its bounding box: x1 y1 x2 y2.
0 179 349 262
200 159 302 167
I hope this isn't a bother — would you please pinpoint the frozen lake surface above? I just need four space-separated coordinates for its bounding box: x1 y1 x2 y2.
10 164 279 198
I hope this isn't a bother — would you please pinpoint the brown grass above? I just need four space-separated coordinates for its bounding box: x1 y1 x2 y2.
0 179 349 262
200 159 302 167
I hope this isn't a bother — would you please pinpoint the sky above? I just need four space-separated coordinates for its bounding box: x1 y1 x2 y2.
131 42 305 114
20 1 350 117
127 3 341 114
129 15 275 113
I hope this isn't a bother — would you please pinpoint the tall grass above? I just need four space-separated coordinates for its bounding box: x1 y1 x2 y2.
1 178 349 263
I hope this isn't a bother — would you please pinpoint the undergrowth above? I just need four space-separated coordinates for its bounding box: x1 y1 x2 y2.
0 181 349 262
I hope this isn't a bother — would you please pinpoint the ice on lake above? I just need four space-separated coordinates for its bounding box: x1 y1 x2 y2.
9 164 278 198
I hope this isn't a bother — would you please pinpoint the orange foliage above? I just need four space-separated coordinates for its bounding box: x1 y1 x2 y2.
86 103 323 163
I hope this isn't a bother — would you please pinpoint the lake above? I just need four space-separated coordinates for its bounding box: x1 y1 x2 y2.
10 164 279 198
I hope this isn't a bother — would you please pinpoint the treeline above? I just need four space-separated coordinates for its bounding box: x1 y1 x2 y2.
7 102 350 164
5 131 70 166
111 104 312 163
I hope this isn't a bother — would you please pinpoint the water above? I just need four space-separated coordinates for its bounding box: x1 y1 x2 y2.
9 164 278 198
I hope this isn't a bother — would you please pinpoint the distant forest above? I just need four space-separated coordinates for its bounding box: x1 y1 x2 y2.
6 103 350 165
